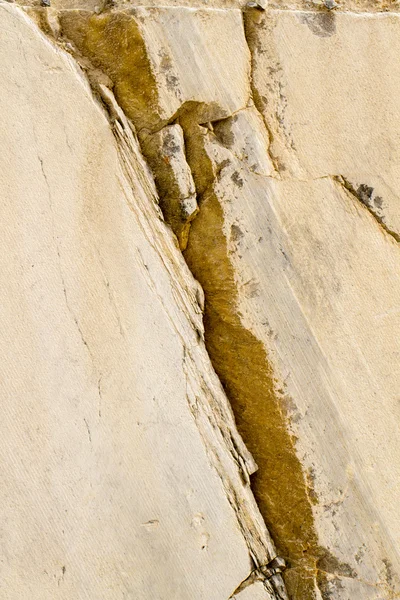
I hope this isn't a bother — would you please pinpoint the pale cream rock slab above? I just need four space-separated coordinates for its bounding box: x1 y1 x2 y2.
248 9 400 236
134 6 251 124
145 124 196 201
0 5 282 599
141 124 198 249
213 106 275 177
201 127 400 597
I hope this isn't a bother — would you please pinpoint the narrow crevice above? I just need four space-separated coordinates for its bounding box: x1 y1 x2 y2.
335 176 400 243
62 18 320 599
241 9 283 175
121 86 325 599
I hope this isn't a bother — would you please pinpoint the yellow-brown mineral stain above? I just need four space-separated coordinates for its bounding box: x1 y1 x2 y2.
60 11 160 131
184 187 321 599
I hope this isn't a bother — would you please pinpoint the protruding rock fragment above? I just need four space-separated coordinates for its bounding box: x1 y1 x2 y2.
260 556 287 579
142 124 198 249
246 0 268 10
324 0 338 9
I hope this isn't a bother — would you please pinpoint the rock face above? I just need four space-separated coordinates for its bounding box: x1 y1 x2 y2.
0 6 285 599
1 2 399 600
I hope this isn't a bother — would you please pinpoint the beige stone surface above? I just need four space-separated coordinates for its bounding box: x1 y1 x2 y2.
2 1 400 599
246 9 400 237
0 5 285 599
200 142 400 597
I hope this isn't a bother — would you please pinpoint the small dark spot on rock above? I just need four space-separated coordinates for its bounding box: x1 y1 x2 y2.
231 171 244 188
373 195 383 210
213 124 234 148
305 472 318 503
300 12 336 37
275 159 286 171
166 74 179 89
324 0 338 9
216 159 232 175
355 544 366 564
231 224 244 242
317 550 357 579
382 558 395 587
317 576 344 600
162 132 180 156
280 246 290 264
356 183 374 208
159 52 172 72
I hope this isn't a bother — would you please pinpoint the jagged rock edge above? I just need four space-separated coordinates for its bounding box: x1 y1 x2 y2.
102 83 289 599
24 14 290 597
334 176 400 243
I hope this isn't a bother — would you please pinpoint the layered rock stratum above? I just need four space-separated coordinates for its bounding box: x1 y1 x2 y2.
1 1 399 599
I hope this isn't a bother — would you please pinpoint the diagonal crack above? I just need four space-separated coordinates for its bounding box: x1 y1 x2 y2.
334 175 400 243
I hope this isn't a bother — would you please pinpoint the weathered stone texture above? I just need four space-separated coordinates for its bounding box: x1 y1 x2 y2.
0 5 283 599
1 2 399 600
